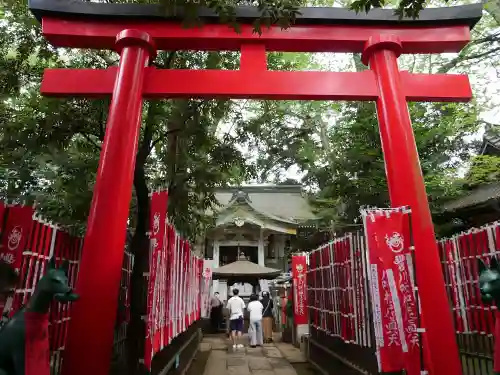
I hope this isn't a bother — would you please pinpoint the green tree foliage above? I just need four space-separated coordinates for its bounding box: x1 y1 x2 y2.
234 0 499 232
350 0 500 22
159 0 304 34
464 155 500 187
238 97 480 228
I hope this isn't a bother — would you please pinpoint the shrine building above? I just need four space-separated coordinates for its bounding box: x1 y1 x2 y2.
202 184 316 301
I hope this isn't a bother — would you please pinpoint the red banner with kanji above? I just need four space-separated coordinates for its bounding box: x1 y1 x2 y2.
363 208 421 375
163 224 174 345
1 205 34 269
292 255 308 325
442 240 467 334
144 190 168 369
167 226 176 340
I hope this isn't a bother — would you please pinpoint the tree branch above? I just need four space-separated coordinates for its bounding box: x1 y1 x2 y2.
464 46 500 61
98 102 106 141
437 33 500 73
78 132 101 151
152 51 177 69
94 51 118 68
149 128 182 153
137 104 156 166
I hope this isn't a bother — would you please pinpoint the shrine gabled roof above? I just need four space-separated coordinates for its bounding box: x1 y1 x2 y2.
209 185 316 225
29 0 482 29
443 183 500 212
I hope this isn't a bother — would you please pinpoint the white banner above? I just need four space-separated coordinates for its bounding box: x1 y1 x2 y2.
201 259 213 318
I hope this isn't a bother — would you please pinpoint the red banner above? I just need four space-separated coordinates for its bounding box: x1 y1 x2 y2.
25 312 50 375
182 241 188 331
173 234 181 338
158 221 168 349
363 208 421 375
292 255 308 325
197 258 202 320
442 240 467 333
144 193 202 364
144 190 168 369
167 227 176 341
188 251 194 325
169 232 179 339
1 205 34 269
162 225 173 346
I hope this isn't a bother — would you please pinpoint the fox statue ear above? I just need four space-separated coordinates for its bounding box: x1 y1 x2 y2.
48 257 56 270
60 260 70 275
490 257 500 271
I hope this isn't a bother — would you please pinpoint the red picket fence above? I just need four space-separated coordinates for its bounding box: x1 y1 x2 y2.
307 232 378 374
307 214 500 375
0 202 133 375
438 223 499 375
307 231 378 374
0 194 202 375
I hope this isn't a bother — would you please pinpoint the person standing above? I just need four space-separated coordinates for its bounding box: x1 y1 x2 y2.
210 292 222 333
247 294 264 348
226 288 245 349
261 291 274 343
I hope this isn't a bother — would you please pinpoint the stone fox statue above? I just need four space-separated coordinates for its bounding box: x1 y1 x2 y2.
478 256 500 375
478 257 500 304
0 258 79 375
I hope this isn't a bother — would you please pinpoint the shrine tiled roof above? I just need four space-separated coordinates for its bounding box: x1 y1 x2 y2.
209 185 316 224
212 259 281 280
443 183 500 212
443 124 500 213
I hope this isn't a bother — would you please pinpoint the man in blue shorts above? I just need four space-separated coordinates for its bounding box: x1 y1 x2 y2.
226 288 245 349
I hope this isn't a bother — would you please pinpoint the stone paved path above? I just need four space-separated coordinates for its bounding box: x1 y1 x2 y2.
200 336 306 375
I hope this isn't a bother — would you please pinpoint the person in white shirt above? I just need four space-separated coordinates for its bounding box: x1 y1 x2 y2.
247 294 264 347
226 288 246 349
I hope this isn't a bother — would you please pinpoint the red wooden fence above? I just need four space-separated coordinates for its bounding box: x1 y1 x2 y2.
308 217 500 375
0 203 133 375
0 198 201 375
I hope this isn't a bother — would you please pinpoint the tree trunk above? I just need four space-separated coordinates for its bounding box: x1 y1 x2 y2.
124 53 177 374
125 104 156 375
125 164 150 375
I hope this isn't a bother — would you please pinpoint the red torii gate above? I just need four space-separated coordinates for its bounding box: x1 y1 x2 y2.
29 1 482 375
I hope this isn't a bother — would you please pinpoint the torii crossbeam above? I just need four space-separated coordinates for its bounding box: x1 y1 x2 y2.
40 15 474 101
28 1 483 375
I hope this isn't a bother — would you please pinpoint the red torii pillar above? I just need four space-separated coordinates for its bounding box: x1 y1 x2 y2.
30 2 481 375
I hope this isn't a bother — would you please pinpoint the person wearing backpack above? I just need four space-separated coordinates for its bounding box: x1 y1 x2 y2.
261 291 274 343
227 288 246 349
